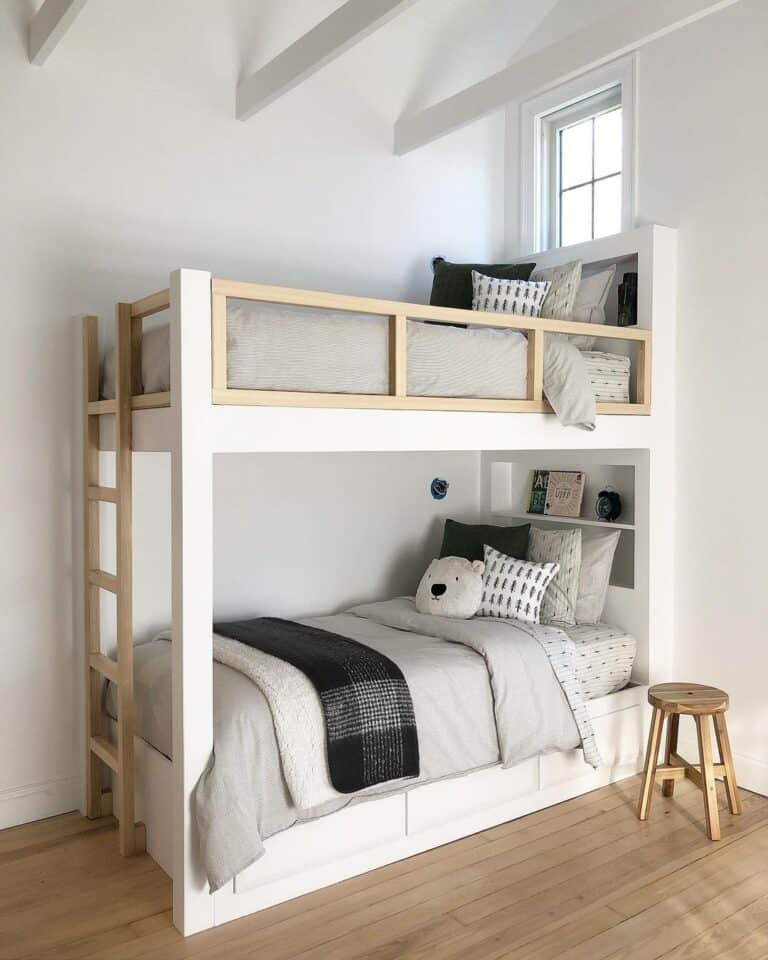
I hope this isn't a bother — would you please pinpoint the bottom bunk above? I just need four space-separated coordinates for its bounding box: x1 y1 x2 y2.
109 681 646 925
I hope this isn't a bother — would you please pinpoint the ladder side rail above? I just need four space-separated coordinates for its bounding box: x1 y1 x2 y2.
115 303 143 855
82 316 103 819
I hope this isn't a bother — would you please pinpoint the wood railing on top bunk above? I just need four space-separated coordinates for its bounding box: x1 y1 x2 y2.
86 280 652 418
210 280 651 415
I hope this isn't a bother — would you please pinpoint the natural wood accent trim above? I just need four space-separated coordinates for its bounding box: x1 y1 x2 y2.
210 280 651 415
116 303 139 857
89 652 119 684
388 315 407 397
87 485 117 503
661 712 679 797
130 288 170 320
714 712 743 815
213 387 550 413
637 706 663 820
99 788 113 817
89 393 171 415
89 735 118 772
82 316 103 820
211 290 228 391
695 715 720 840
526 328 544 402
596 402 650 416
131 391 171 410
655 760 726 783
88 398 116 415
88 569 118 593
636 336 651 405
211 278 651 341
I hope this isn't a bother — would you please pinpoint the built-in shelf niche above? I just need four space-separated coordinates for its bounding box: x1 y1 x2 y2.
487 458 636 589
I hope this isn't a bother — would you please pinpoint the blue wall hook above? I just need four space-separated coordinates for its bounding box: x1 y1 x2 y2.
430 478 449 500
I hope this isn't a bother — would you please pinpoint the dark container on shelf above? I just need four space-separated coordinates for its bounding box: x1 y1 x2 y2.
617 271 638 326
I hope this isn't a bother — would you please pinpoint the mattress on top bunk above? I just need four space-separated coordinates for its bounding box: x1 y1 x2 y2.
101 299 631 404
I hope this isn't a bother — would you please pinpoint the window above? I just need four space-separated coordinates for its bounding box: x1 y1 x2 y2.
547 87 622 247
518 58 635 252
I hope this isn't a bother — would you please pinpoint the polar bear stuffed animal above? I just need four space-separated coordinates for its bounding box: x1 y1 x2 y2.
415 556 485 618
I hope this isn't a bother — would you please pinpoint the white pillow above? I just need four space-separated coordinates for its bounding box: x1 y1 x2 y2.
575 530 621 624
526 526 582 625
471 271 551 318
531 260 582 321
568 265 617 350
478 545 559 624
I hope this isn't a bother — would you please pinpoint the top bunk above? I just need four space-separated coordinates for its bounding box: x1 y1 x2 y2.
87 225 676 454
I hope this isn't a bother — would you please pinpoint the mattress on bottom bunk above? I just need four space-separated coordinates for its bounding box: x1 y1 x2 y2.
105 612 635 889
106 620 634 764
101 300 631 404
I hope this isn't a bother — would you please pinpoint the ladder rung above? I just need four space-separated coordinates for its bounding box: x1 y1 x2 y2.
90 736 119 772
89 569 118 593
89 653 119 684
88 399 117 415
87 485 118 503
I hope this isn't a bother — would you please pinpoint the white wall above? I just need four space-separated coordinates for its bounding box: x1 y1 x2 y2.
98 451 480 649
0 0 508 828
506 0 768 792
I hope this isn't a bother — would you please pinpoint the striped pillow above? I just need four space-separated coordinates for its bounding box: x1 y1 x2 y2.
471 271 551 318
530 260 582 321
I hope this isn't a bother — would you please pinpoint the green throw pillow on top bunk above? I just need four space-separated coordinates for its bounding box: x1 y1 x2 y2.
430 257 536 311
440 518 530 563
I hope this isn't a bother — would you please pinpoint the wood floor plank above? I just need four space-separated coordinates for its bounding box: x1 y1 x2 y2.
660 893 768 959
0 776 766 960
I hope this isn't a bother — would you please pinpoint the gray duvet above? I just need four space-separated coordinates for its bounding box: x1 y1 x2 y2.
108 600 597 892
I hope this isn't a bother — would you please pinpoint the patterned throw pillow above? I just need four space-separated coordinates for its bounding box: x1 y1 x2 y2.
527 526 582 625
531 260 582 321
471 271 551 318
478 545 559 624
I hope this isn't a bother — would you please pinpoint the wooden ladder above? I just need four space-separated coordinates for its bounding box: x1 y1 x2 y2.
82 306 145 855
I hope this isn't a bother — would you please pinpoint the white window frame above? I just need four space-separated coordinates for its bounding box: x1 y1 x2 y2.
519 56 636 253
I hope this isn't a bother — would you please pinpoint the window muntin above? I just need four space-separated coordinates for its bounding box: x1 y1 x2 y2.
539 84 623 249
558 105 622 246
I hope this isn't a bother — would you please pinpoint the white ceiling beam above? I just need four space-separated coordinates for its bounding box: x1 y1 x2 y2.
29 0 88 65
237 0 418 121
394 0 742 154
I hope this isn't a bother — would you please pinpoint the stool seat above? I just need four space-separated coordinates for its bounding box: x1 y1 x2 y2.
637 681 741 841
648 682 729 715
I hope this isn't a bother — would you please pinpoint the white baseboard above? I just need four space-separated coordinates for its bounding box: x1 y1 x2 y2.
731 753 768 798
0 776 81 830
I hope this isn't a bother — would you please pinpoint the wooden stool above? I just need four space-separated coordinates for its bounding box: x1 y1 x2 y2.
637 683 741 840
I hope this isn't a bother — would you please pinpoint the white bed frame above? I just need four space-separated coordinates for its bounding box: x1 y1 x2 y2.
83 225 678 935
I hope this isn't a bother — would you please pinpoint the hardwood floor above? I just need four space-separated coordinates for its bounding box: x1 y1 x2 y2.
2 775 768 959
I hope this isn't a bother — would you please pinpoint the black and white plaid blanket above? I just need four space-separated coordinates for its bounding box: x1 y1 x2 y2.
213 618 419 793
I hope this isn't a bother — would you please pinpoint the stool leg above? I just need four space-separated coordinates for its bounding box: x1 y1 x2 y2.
713 712 742 815
638 707 664 821
661 712 680 798
695 715 721 840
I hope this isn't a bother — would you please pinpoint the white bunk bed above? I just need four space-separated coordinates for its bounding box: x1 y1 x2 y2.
80 225 677 935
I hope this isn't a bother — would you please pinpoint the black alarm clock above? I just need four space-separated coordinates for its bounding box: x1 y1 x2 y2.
595 487 622 522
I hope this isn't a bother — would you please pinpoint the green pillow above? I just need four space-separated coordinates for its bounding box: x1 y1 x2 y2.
430 258 536 311
440 519 531 563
